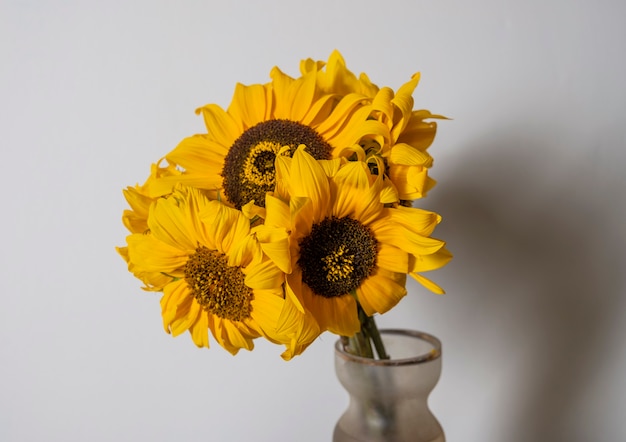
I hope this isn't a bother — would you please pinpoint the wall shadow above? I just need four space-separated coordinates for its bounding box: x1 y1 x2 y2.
424 124 625 441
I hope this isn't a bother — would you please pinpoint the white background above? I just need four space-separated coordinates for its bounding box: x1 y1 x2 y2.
2 1 625 441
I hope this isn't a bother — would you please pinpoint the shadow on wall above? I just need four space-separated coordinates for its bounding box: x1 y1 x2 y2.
424 124 626 442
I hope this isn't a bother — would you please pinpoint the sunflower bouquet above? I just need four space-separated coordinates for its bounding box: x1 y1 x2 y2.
117 51 451 360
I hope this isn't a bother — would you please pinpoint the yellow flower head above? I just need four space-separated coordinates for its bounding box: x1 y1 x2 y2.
360 75 446 202
121 160 182 234
301 50 446 202
117 161 183 291
118 51 452 359
148 52 374 210
262 147 452 337
121 185 307 357
147 51 444 210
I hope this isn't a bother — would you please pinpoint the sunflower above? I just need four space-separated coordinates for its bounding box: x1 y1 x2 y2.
146 51 444 210
147 53 376 210
357 75 446 202
117 161 182 291
261 147 452 337
121 160 182 234
121 185 311 357
300 51 445 202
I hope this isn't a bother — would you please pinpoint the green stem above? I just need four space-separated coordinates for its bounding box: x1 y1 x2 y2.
341 303 389 360
362 312 389 360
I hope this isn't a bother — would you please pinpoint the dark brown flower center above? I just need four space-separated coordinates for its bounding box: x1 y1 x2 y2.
221 119 332 209
297 217 378 298
184 246 253 321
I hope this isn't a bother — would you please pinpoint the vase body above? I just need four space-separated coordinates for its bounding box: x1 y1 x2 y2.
333 329 445 442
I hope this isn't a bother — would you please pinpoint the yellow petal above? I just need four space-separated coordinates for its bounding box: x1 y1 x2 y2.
241 200 266 221
228 83 272 128
371 87 395 122
389 143 433 167
397 115 439 151
244 258 284 290
195 104 242 147
323 94 370 133
377 243 409 273
160 279 190 333
387 164 430 200
410 272 446 294
126 233 187 275
284 271 306 313
147 173 217 199
370 219 446 256
121 186 152 233
317 157 343 178
390 73 420 140
410 247 453 272
299 56 325 76
263 193 290 229
300 93 337 127
269 66 296 119
288 72 317 122
253 227 292 274
290 196 314 238
357 273 407 316
249 291 284 342
334 118 389 157
218 318 256 353
190 311 210 348
148 189 202 251
275 295 321 360
388 205 441 236
166 135 227 175
395 72 420 102
200 200 250 254
290 147 330 222
274 150 292 201
332 164 383 226
312 293 360 336
379 181 399 204
169 295 198 337
333 159 371 189
117 246 129 263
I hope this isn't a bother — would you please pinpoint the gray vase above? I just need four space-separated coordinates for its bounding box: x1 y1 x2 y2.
333 329 445 442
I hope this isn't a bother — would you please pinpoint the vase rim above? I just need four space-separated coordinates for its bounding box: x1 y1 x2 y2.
334 328 442 366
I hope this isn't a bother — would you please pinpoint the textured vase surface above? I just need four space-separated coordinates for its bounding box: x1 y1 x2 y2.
333 329 445 442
